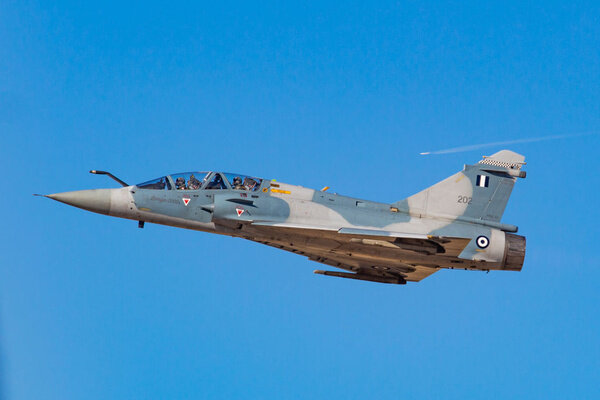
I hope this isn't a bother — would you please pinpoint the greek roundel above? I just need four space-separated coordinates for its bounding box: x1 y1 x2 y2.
476 235 490 248
476 175 489 188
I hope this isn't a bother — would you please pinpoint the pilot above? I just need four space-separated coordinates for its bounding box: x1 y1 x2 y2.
175 177 186 190
244 177 258 191
206 174 224 190
188 174 201 190
232 176 246 190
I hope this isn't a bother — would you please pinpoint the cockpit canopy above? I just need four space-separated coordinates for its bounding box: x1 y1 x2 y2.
136 172 263 191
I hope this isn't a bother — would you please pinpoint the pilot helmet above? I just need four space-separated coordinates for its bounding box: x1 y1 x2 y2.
233 177 242 185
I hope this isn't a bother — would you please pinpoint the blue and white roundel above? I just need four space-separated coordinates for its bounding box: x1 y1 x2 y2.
476 235 490 249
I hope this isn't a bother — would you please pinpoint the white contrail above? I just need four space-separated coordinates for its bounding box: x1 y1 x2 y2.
420 132 596 155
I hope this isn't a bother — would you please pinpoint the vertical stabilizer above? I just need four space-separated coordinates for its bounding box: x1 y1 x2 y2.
394 150 526 222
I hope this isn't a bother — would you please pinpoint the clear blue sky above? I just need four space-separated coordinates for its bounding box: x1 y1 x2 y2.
1 1 599 399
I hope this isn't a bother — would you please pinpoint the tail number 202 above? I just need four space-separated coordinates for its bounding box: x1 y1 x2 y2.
457 195 472 204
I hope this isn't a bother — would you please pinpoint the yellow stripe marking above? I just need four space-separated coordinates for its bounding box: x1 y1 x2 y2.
271 188 291 194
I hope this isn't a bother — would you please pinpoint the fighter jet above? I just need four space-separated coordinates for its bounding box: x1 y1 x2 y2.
39 150 526 285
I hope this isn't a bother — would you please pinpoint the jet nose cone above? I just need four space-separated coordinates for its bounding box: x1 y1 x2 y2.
46 189 113 215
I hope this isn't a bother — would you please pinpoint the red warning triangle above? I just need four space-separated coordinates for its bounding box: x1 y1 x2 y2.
236 207 245 216
182 197 190 206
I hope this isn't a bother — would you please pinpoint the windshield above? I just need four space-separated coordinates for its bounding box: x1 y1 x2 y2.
136 176 171 190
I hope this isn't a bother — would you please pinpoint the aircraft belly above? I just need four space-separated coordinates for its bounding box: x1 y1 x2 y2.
250 234 441 282
242 223 492 273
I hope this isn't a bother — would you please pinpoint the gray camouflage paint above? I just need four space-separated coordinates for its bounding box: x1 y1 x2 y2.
44 150 526 284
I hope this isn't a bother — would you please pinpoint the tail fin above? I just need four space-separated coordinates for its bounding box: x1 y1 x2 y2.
394 150 526 222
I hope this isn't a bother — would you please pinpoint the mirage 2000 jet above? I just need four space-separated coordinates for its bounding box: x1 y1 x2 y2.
39 150 526 285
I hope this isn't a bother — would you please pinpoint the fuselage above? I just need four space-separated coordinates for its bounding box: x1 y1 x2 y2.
46 170 525 274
